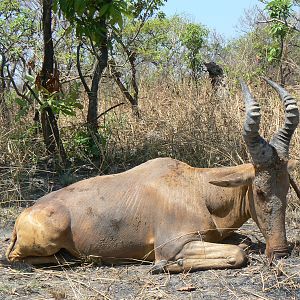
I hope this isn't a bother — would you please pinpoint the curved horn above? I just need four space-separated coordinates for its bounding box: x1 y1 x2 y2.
263 77 299 159
240 80 273 165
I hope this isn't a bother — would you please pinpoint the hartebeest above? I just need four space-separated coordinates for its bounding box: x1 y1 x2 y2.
6 78 299 273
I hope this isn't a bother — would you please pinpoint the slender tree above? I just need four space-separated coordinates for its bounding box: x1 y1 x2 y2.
262 0 295 84
109 0 166 118
39 0 67 166
55 0 123 133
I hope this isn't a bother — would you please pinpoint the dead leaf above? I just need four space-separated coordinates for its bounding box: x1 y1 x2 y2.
177 285 196 292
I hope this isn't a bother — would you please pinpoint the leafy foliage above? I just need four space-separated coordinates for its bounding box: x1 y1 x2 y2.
119 15 208 78
264 0 292 62
54 0 128 42
127 0 166 20
266 0 292 19
0 0 37 59
180 23 209 80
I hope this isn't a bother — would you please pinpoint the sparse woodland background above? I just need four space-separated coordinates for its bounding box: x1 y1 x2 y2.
0 0 300 206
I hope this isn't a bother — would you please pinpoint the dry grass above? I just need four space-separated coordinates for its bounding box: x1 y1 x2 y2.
98 75 300 169
0 75 300 205
103 78 246 168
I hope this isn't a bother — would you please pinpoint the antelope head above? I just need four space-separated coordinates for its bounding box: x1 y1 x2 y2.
241 78 299 260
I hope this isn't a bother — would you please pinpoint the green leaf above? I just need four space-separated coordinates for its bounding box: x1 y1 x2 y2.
64 26 73 35
15 97 27 107
74 102 84 109
99 3 111 17
74 0 86 16
53 0 58 13
25 74 35 83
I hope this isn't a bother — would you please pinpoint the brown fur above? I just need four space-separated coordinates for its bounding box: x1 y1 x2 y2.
5 157 296 272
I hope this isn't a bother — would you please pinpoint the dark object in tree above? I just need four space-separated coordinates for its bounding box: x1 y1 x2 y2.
204 62 224 89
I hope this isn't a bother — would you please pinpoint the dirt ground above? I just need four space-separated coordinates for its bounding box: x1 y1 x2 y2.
0 205 299 300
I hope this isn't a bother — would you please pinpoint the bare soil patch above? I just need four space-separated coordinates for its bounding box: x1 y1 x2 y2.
0 207 299 300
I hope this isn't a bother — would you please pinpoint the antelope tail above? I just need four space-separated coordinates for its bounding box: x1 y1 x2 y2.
5 227 17 261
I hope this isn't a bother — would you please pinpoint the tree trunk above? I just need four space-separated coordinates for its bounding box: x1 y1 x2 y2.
76 21 108 134
0 54 11 127
41 0 67 166
110 39 141 118
87 27 108 133
87 59 103 132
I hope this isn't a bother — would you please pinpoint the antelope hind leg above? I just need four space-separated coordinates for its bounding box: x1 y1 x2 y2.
16 254 78 265
11 255 63 265
162 241 247 273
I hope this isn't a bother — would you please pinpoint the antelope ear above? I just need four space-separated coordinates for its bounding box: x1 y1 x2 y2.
288 159 299 173
209 168 255 187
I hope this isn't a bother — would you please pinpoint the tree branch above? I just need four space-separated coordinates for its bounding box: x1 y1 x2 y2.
109 61 137 106
76 43 91 94
6 65 32 103
74 102 125 128
60 74 93 84
257 18 300 32
96 102 125 121
24 81 43 106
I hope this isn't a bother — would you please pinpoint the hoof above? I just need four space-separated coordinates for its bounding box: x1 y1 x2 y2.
149 260 168 274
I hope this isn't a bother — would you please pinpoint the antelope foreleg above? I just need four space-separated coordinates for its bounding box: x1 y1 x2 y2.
164 241 247 273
